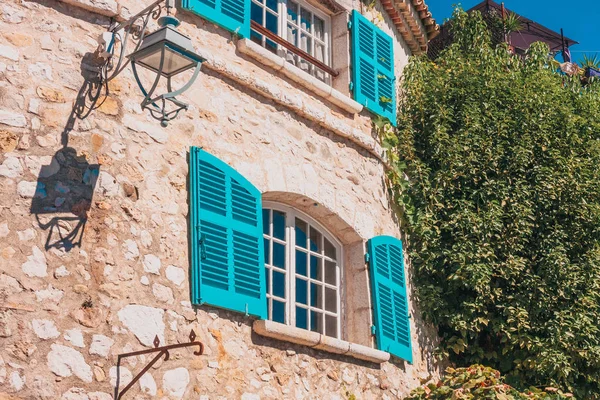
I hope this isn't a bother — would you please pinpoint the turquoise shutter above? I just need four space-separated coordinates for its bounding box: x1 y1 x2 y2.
350 10 397 126
189 147 266 319
182 0 250 38
367 235 412 363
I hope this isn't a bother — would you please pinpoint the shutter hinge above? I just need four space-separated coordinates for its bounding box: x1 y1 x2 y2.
199 233 207 260
347 20 352 30
245 304 249 317
371 325 376 335
364 252 370 264
349 81 354 91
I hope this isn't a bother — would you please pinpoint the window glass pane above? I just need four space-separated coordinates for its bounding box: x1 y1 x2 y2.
315 42 325 63
310 255 321 280
300 34 311 71
324 260 336 285
265 12 279 52
251 2 263 24
325 287 336 313
295 218 308 248
286 25 298 65
272 270 286 298
296 306 308 329
314 15 324 40
300 8 311 32
309 226 321 252
324 238 336 259
266 0 277 12
250 3 264 45
262 209 270 235
266 39 277 53
325 315 337 338
296 250 307 276
251 32 263 45
273 242 285 269
296 278 307 305
287 0 298 22
310 282 322 308
266 10 278 34
273 210 286 240
273 300 286 323
310 310 323 333
263 238 270 265
287 24 298 46
314 67 327 83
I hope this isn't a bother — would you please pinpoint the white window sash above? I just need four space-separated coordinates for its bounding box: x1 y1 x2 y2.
263 201 343 339
250 0 333 71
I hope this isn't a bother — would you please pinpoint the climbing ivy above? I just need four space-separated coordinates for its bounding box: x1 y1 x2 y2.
386 7 600 398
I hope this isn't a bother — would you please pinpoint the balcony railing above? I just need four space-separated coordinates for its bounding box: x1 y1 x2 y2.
250 20 339 78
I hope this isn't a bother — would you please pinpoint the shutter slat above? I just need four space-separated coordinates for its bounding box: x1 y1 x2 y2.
367 235 413 363
183 0 250 38
190 147 267 319
350 10 397 126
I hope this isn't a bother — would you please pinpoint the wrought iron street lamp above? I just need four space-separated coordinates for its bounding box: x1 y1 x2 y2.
78 0 203 126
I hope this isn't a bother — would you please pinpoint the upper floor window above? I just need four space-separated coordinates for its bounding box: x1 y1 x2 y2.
250 0 332 84
262 203 341 338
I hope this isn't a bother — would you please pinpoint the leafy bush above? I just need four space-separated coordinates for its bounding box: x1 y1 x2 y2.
405 365 572 399
386 7 600 398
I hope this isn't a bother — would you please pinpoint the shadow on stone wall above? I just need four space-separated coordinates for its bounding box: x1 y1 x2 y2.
30 147 99 252
28 32 107 251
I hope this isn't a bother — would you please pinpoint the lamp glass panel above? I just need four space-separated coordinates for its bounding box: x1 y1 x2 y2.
137 47 195 76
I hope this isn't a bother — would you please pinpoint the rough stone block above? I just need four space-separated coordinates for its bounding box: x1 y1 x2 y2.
58 0 118 17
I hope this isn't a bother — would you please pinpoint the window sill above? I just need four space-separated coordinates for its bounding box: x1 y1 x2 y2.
253 320 390 364
237 39 363 115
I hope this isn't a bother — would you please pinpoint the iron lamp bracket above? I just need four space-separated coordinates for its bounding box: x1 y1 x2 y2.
76 0 202 125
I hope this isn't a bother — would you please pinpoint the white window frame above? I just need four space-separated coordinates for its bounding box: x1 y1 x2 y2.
250 0 333 83
263 201 343 339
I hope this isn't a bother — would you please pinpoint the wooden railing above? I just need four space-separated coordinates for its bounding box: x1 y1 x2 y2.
250 20 339 78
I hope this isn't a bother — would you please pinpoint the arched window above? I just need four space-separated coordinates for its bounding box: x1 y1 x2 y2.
262 202 342 338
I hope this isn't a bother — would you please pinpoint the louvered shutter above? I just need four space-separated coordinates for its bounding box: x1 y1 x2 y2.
350 10 397 126
367 235 412 363
182 0 250 38
189 147 266 319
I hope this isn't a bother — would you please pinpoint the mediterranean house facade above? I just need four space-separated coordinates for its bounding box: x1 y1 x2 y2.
0 0 440 398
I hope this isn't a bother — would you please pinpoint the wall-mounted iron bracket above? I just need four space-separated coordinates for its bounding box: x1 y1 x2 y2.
114 329 204 399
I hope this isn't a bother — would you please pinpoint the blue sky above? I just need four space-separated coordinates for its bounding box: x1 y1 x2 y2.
424 0 600 64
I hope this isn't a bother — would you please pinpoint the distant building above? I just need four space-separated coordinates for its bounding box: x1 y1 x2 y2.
428 0 578 59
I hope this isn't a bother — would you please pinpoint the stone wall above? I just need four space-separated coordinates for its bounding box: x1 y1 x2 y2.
0 0 440 399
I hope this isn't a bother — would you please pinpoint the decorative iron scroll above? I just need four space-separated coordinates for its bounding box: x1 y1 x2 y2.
75 0 169 119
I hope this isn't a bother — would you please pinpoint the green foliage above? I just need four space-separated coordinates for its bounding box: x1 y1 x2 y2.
405 365 573 399
503 12 523 35
580 53 600 69
386 7 600 398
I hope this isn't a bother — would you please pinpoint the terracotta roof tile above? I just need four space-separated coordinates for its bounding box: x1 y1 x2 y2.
382 0 439 54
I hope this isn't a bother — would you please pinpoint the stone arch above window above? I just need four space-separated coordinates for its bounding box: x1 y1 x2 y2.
262 191 362 245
